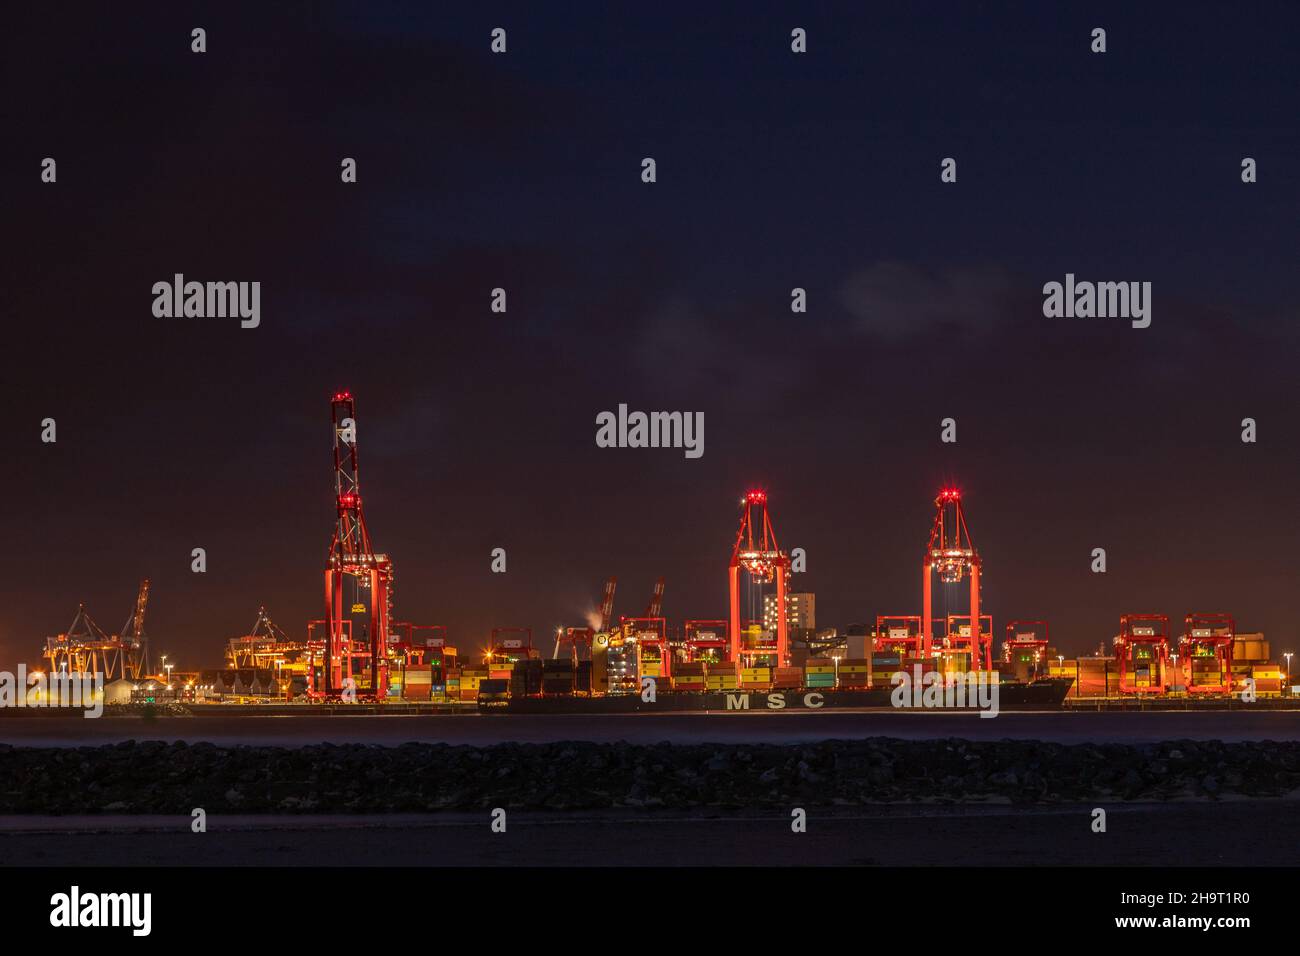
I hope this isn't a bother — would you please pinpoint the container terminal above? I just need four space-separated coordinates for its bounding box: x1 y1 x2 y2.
35 392 1292 712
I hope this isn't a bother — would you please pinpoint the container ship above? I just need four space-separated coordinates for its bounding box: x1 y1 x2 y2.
42 396 1292 714
474 657 1075 714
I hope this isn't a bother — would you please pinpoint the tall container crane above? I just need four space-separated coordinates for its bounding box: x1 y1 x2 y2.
323 391 393 699
922 488 988 668
729 490 790 666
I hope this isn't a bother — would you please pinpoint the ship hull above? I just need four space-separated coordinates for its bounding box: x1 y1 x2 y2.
484 676 1074 714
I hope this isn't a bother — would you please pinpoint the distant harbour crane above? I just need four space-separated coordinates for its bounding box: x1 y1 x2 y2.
43 588 149 682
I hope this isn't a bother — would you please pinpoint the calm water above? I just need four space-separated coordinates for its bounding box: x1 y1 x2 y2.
4 710 1300 747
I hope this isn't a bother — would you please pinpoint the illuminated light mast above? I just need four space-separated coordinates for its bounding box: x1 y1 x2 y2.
729 489 791 666
324 391 393 698
922 488 989 668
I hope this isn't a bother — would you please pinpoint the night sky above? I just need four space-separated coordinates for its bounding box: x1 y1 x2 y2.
5 1 1298 669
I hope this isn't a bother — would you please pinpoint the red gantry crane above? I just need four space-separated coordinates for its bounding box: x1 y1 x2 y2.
323 391 394 699
923 488 988 668
489 627 534 666
390 622 448 667
946 613 993 664
1180 612 1235 696
729 490 791 667
619 576 670 678
1114 614 1172 694
874 614 924 657
1003 619 1050 681
684 619 729 662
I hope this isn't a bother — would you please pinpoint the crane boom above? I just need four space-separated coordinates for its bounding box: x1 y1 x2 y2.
644 577 665 618
598 577 617 632
121 579 150 676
